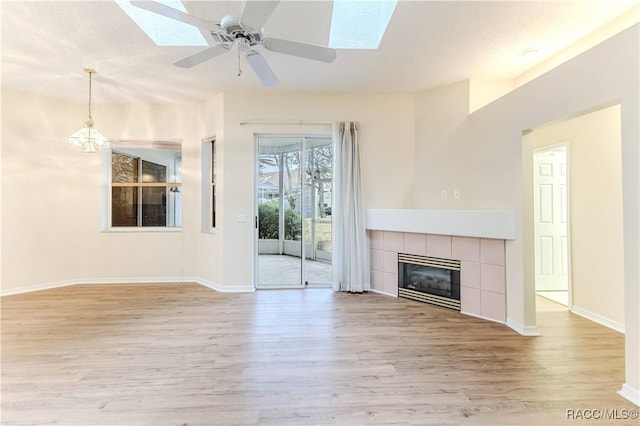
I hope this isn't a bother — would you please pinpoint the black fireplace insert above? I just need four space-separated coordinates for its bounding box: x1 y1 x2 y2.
398 253 461 310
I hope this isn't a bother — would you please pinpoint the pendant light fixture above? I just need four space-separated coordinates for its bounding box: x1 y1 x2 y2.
68 68 109 153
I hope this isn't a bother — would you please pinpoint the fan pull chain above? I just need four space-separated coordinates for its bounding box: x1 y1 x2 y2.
237 48 242 77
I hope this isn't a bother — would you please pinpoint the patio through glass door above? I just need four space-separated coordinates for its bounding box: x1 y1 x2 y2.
255 135 333 289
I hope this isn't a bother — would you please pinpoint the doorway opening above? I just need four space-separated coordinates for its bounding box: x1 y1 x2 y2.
255 134 333 289
533 144 570 307
524 104 625 334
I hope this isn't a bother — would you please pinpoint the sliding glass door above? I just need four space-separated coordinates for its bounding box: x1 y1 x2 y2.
255 135 333 289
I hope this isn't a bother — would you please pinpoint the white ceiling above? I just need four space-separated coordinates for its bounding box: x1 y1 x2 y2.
2 0 639 104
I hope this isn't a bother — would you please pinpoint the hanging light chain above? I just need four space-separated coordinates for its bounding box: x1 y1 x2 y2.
88 70 92 120
84 68 96 126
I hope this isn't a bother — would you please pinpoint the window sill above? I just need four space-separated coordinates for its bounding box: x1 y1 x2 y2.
104 227 182 233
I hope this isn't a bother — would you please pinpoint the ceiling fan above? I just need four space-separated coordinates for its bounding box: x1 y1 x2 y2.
131 0 337 87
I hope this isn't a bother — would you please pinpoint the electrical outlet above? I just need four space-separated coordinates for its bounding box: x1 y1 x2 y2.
453 190 460 199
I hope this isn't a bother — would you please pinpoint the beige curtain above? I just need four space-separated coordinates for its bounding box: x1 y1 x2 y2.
332 122 370 293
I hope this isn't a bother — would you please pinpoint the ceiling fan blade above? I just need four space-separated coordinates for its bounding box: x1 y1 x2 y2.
240 1 279 32
263 38 337 63
130 0 217 32
174 44 230 68
244 51 279 87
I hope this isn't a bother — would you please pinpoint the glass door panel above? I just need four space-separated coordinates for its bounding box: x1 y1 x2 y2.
257 137 303 288
303 138 333 286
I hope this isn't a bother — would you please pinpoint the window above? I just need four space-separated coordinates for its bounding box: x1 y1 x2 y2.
329 0 398 49
114 0 208 47
106 140 182 229
201 137 216 232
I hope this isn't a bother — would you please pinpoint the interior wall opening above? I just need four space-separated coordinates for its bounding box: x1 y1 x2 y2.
524 104 625 334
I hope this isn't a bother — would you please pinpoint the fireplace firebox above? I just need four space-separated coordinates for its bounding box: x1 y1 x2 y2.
398 253 461 310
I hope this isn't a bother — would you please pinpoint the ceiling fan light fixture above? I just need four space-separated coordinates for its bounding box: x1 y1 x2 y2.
68 69 109 153
131 0 337 86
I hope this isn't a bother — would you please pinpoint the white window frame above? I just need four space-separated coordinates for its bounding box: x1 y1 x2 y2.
201 136 217 233
102 140 182 232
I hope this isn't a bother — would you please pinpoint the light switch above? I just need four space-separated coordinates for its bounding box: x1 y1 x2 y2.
237 214 247 223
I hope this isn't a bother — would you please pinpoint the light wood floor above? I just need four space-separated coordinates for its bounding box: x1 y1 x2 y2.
1 284 636 425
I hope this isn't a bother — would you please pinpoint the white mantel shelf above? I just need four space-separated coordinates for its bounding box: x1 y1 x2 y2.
365 209 516 240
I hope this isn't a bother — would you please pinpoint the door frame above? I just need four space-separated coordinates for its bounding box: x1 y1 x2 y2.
253 133 333 289
533 142 573 309
254 134 306 289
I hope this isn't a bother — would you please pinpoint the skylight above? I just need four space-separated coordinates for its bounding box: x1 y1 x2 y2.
116 0 208 47
329 0 398 49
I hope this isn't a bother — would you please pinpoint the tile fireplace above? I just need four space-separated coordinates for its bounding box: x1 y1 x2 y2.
368 228 507 324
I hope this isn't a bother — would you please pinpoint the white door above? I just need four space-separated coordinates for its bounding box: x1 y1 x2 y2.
534 146 569 292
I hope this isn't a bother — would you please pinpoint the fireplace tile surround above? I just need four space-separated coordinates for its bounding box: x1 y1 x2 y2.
369 230 506 323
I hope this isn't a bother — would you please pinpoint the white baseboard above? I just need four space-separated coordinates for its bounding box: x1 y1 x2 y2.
505 317 542 336
571 305 625 334
462 310 508 327
1 277 254 297
0 279 78 297
370 288 398 298
79 277 192 285
503 306 624 336
618 383 640 406
192 277 254 293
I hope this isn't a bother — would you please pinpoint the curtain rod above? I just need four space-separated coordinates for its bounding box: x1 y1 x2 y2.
239 120 333 126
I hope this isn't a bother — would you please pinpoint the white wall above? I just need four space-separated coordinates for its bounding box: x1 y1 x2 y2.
1 91 202 290
2 91 414 292
95 102 202 280
413 25 639 399
217 92 415 286
3 91 94 288
469 78 514 114
532 105 625 328
189 93 225 286
413 77 525 211
414 80 471 209
1 90 414 292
